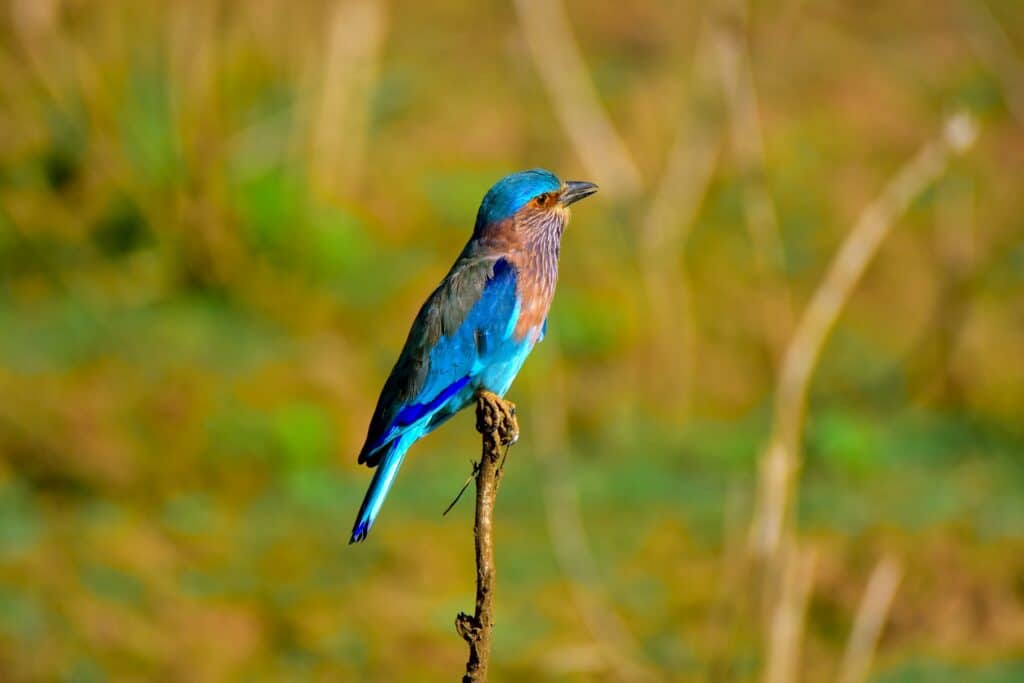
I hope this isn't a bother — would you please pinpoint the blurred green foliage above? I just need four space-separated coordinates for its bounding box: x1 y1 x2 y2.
1 0 1023 681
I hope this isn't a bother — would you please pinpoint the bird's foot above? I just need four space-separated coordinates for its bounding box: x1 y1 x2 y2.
476 391 519 447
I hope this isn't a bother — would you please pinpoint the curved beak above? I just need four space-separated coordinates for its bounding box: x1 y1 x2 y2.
559 180 599 206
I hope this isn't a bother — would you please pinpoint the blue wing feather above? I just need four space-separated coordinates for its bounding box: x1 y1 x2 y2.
360 258 530 462
419 259 518 397
392 375 471 427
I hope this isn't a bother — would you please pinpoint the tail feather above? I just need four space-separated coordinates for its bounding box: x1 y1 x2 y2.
349 436 412 543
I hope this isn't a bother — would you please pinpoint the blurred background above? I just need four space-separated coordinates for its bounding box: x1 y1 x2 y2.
1 0 1023 680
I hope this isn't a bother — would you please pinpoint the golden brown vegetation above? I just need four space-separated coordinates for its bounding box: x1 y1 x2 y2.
1 0 1023 681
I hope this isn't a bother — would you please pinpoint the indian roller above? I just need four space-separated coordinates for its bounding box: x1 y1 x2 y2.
350 169 598 543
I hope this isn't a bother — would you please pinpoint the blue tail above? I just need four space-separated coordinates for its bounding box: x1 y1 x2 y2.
350 435 413 543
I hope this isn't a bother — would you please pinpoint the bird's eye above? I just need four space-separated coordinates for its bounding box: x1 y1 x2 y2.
535 194 549 207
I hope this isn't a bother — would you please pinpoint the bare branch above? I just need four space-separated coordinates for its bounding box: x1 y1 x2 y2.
456 391 519 683
837 556 903 683
512 0 643 197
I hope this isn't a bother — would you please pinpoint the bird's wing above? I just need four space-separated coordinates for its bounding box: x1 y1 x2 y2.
358 253 519 466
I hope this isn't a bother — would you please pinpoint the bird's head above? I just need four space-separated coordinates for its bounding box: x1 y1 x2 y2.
473 169 598 241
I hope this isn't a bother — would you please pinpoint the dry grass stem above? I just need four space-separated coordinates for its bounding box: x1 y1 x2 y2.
749 113 980 561
639 13 724 411
764 544 817 683
309 0 386 199
512 0 643 197
712 0 795 352
837 556 903 683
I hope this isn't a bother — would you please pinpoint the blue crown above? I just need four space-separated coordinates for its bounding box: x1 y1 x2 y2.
475 169 561 230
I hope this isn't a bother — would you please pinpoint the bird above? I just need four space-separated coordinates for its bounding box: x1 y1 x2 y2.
349 169 598 543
